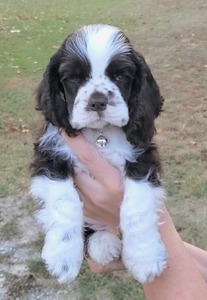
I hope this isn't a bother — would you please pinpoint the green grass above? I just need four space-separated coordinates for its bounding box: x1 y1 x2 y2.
29 232 44 253
78 261 144 300
5 273 38 299
27 259 50 278
0 0 207 299
0 219 19 239
163 152 207 199
0 129 33 197
0 0 142 79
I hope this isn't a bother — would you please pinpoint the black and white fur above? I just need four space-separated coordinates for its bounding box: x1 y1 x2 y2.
30 24 167 284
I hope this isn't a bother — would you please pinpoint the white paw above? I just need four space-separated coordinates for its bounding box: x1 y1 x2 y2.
88 231 122 265
42 231 84 283
123 240 167 283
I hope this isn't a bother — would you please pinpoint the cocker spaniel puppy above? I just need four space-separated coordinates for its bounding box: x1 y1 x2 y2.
30 24 167 283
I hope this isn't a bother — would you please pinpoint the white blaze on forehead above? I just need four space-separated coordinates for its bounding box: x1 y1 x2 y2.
83 24 130 75
66 24 131 76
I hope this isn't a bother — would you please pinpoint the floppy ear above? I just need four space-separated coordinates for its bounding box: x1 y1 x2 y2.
123 51 164 147
36 49 77 136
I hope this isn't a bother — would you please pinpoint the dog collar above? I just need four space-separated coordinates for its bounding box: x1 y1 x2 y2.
96 132 108 148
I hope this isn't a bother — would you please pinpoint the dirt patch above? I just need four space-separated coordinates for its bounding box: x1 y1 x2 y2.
0 196 80 299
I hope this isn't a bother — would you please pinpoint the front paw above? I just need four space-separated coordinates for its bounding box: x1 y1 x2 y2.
42 232 84 283
123 239 167 283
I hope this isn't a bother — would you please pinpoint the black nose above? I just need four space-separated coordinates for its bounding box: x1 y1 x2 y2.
88 92 108 112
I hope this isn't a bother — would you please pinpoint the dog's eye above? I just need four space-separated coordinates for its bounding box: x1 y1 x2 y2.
115 74 126 81
68 75 90 84
68 75 80 83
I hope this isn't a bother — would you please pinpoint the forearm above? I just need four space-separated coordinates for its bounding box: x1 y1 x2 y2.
184 242 207 284
143 208 207 300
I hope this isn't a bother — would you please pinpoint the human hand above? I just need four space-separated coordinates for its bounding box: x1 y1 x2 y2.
61 131 123 230
87 257 125 274
61 131 126 273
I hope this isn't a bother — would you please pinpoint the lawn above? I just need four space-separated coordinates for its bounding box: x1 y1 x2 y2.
0 0 206 299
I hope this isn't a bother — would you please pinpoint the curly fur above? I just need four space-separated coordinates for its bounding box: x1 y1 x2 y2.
30 24 167 284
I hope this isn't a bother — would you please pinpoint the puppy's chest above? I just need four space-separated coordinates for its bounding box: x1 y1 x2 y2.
40 125 138 174
74 127 137 173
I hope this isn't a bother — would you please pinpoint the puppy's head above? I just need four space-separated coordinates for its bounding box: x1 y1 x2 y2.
36 24 164 145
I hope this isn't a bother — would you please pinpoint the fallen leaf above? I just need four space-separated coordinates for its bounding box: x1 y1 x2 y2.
175 157 182 165
6 123 30 133
7 125 20 132
20 124 30 133
157 128 163 134
189 140 197 145
10 29 21 33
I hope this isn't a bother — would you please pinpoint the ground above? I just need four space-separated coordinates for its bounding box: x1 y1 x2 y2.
0 0 206 299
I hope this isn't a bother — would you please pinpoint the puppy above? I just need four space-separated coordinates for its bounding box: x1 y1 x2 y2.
30 24 167 283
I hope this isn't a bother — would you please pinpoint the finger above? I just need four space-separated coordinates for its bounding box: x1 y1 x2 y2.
76 187 107 221
74 172 103 199
87 258 125 274
76 187 99 216
76 187 119 228
62 131 122 190
75 172 121 225
75 172 120 209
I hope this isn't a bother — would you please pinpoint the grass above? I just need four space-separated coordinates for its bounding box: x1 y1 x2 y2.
0 219 19 240
0 0 206 299
29 232 44 253
0 79 37 196
27 259 50 278
0 253 11 265
163 152 207 198
78 262 144 300
5 273 38 299
0 0 143 79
